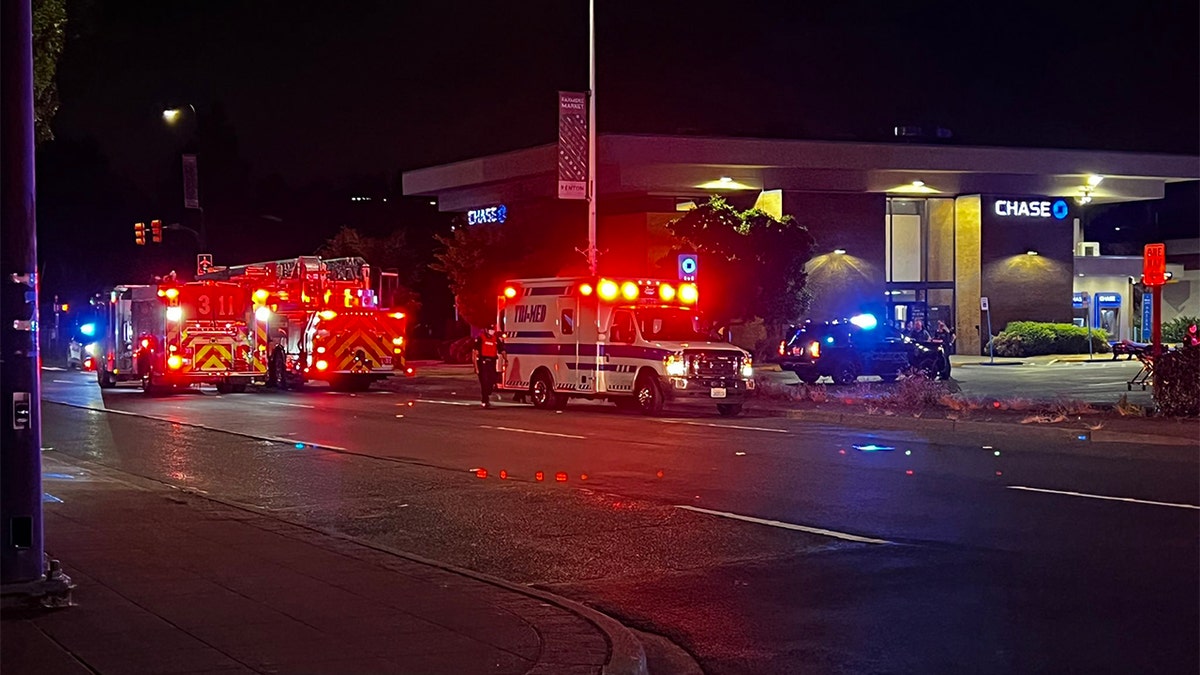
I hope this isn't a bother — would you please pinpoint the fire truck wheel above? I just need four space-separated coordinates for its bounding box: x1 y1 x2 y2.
634 374 664 416
530 370 562 410
215 382 233 394
230 383 247 394
97 368 115 389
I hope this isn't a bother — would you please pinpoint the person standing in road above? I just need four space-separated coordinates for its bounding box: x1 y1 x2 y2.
473 325 504 407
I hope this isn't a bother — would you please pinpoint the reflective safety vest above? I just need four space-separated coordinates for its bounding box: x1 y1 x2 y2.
479 335 498 358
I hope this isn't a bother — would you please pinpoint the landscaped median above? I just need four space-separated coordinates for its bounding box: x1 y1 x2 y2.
748 372 1199 447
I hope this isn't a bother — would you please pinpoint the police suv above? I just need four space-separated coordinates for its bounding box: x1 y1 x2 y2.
779 314 951 384
497 277 755 416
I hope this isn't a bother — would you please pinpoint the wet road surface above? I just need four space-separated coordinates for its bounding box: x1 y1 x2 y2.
41 371 1199 674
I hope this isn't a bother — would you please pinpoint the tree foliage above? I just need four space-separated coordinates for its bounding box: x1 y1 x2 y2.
430 223 515 329
666 196 815 352
33 0 66 144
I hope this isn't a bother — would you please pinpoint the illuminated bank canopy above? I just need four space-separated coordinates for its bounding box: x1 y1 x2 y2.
404 134 1197 211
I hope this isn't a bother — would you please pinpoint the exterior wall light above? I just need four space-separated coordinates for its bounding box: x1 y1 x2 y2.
1026 250 1039 256
911 180 924 188
1087 175 1104 187
833 248 847 255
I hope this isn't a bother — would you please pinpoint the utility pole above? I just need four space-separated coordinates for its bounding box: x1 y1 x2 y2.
586 0 597 276
1 0 70 603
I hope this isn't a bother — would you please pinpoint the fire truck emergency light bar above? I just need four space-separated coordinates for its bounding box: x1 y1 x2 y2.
503 279 697 304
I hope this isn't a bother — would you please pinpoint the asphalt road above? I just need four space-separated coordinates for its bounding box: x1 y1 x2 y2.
40 371 1199 674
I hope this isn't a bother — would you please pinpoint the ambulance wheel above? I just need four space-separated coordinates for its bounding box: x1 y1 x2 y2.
717 403 743 417
634 374 664 416
530 371 556 410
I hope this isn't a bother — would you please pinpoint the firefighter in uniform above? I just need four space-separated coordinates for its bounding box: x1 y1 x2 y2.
472 325 504 407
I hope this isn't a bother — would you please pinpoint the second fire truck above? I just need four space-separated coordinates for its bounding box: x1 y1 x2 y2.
198 256 410 391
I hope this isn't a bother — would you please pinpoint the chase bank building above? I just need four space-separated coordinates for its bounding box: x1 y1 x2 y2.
403 135 1198 355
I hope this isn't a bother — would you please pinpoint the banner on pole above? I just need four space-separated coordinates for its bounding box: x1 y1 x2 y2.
557 91 587 200
182 154 201 209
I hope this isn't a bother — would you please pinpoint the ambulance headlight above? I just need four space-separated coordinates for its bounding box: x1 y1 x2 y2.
166 306 183 322
665 353 687 377
741 357 754 379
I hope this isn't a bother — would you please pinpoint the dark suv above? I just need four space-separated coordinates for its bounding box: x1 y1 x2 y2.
778 317 951 384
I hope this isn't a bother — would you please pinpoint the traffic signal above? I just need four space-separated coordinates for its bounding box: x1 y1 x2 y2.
134 222 146 245
151 219 163 244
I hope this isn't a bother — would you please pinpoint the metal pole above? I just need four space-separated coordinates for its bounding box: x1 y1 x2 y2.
1086 298 1093 361
586 0 597 276
1152 283 1163 358
1 0 46 586
986 309 994 364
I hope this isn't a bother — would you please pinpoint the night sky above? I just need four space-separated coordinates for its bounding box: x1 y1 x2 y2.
52 0 1199 188
35 0 1200 321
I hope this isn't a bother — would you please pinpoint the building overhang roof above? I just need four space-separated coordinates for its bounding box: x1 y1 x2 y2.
403 133 1200 211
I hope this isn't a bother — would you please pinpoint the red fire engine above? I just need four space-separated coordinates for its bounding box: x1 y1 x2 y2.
197 256 409 391
96 280 259 394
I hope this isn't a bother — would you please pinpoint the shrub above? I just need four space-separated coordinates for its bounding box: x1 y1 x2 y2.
1163 316 1200 344
991 322 1110 357
1153 342 1199 417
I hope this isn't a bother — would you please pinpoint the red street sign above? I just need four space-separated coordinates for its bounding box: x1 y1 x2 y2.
1143 243 1166 286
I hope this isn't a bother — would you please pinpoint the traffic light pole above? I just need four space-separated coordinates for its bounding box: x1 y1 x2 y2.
1 0 70 604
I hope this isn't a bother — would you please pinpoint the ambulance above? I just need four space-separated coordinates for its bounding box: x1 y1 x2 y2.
496 277 755 416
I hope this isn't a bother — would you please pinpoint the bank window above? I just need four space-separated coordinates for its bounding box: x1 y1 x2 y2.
885 198 955 283
561 309 574 335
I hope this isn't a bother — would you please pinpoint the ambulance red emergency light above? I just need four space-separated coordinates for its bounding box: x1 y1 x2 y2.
495 277 754 417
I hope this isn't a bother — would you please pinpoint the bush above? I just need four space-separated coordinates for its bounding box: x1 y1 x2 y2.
1163 316 1200 344
991 322 1110 357
1153 343 1199 417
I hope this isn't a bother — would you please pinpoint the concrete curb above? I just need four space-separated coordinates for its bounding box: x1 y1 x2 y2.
745 404 1197 447
53 437 649 675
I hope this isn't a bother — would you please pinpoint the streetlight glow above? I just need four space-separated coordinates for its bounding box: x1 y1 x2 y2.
163 108 181 123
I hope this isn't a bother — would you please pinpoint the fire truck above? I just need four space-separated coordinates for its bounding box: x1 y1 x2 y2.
197 256 409 391
96 280 259 394
496 277 755 416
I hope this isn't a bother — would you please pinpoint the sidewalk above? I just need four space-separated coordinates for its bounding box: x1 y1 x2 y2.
2 456 645 675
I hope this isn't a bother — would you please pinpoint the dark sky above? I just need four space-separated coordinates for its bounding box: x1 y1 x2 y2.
53 0 1200 193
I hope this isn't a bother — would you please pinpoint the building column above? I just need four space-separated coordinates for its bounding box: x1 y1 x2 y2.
954 195 982 356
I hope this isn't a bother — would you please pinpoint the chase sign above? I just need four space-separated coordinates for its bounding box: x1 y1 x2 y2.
467 204 507 225
993 198 1069 220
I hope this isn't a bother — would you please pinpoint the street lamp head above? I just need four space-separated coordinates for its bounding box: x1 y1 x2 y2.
162 108 182 123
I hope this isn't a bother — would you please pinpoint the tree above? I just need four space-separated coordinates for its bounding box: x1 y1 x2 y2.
430 222 515 329
33 0 66 144
666 196 815 356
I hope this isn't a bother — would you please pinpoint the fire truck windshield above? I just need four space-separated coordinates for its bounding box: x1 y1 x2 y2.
635 308 710 342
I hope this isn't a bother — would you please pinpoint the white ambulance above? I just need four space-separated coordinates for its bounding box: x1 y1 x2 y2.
496 277 755 416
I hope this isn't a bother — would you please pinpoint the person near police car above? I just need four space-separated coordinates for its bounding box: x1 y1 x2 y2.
472 325 504 407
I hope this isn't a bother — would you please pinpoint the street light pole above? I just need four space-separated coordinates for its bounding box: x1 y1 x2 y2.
165 105 206 250
586 0 597 276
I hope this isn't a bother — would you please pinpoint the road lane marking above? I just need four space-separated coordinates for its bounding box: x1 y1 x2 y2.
51 402 348 452
416 399 477 406
42 366 66 372
660 419 788 434
264 401 315 409
1007 485 1200 510
480 425 585 439
52 379 74 384
675 505 892 544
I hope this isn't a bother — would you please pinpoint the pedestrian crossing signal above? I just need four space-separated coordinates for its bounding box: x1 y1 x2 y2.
151 219 163 243
134 222 146 246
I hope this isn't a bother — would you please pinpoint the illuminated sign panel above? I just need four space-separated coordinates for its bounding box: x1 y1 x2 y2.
993 199 1069 220
467 204 507 225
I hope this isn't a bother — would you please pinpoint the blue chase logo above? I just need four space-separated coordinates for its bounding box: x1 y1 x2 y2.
1051 199 1069 220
